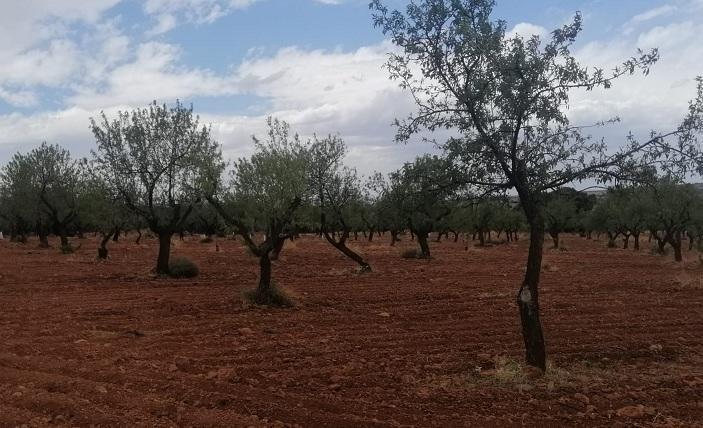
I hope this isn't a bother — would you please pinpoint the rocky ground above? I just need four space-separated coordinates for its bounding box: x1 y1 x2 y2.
0 233 701 427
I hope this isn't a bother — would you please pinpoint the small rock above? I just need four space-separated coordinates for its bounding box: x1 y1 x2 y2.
238 327 254 335
206 368 237 382
574 393 590 405
328 383 341 391
174 356 191 371
479 369 497 378
378 312 391 318
517 383 534 392
649 344 663 352
616 405 654 419
96 385 108 394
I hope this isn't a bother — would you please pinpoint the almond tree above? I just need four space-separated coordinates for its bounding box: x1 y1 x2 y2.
90 101 224 274
207 118 309 305
389 155 459 258
309 135 371 271
371 0 703 371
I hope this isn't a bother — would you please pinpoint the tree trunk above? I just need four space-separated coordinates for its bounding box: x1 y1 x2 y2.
324 231 371 272
38 229 50 248
390 230 399 246
367 228 374 242
98 231 114 259
607 232 617 248
672 231 683 262
417 231 430 258
622 234 630 249
135 229 142 245
549 231 559 249
633 233 640 251
156 232 172 274
517 215 547 372
478 230 486 247
270 237 286 261
256 252 273 298
113 227 120 242
453 231 459 242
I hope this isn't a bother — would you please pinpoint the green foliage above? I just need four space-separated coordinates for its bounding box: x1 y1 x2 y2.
90 101 225 235
168 257 200 278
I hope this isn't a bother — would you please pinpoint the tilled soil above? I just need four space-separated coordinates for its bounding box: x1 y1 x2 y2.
0 234 702 427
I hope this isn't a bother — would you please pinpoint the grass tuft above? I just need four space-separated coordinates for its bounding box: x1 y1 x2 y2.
243 282 295 307
168 257 199 278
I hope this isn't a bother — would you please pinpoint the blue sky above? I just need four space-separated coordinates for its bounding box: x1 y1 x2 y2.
0 0 701 174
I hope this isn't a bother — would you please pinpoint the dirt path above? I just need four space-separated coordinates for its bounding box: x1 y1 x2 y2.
0 234 701 427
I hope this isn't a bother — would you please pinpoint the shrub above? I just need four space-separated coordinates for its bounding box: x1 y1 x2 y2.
60 244 75 254
243 282 294 307
168 257 199 278
401 248 430 259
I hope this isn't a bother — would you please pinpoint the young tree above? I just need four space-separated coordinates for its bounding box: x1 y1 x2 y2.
78 176 133 259
90 101 224 274
390 155 458 258
371 0 703 371
644 180 701 262
207 118 309 305
0 152 38 243
366 173 405 246
544 190 580 249
27 143 81 250
309 136 371 271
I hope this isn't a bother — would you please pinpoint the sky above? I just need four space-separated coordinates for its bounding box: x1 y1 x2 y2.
0 0 701 177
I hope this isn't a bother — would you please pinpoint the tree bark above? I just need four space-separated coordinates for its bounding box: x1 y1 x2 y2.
633 233 640 251
517 213 547 372
135 229 142 245
98 231 114 259
324 231 371 271
390 230 399 246
156 232 172 274
270 237 286 261
417 231 430 258
672 231 683 262
257 252 273 297
549 231 559 249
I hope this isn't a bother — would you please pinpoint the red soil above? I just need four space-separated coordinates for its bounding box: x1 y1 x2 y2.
0 234 702 427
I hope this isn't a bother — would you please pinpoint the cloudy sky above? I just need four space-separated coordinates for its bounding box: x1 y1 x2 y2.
0 0 701 176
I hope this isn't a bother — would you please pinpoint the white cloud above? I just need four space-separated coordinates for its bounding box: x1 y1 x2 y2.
0 0 700 179
506 22 548 40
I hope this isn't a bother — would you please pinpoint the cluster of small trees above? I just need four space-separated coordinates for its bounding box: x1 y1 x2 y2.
588 182 703 261
0 0 702 375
